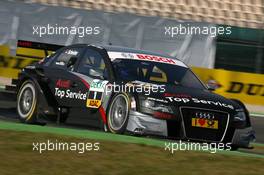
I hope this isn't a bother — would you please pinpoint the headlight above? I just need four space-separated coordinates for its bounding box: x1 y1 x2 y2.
234 110 246 122
141 100 174 114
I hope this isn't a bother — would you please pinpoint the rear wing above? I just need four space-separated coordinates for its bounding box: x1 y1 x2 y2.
16 40 64 59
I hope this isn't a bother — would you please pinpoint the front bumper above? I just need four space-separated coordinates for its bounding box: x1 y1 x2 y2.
127 110 168 136
127 110 256 148
231 126 256 148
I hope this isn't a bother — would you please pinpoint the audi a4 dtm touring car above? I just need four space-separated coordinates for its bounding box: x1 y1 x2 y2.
15 40 255 149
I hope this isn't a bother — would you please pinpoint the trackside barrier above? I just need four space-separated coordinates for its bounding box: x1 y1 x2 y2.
0 41 62 78
192 67 264 106
0 45 40 78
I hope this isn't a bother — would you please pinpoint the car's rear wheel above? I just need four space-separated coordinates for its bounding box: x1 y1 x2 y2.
107 93 130 134
17 80 38 123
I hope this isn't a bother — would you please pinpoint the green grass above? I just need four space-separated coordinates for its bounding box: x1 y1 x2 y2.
0 120 166 147
250 112 264 118
0 129 264 175
0 120 263 159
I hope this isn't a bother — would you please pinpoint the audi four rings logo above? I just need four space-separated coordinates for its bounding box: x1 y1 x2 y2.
195 112 215 120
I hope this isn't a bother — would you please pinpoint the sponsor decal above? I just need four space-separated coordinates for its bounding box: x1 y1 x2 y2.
165 97 190 103
65 49 78 55
56 79 71 88
87 99 101 108
86 91 103 108
226 81 264 96
90 79 108 92
136 54 176 64
107 51 187 67
191 118 218 129
164 93 192 98
54 88 87 100
192 112 218 129
86 79 108 108
165 97 234 110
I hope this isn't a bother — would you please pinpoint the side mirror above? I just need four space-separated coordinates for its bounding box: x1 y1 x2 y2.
206 79 221 91
206 83 216 91
67 56 78 68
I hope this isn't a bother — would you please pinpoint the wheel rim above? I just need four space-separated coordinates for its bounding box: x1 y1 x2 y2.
20 87 33 114
109 94 129 131
17 82 36 119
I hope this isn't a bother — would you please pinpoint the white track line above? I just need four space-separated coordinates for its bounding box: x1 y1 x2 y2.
250 113 264 118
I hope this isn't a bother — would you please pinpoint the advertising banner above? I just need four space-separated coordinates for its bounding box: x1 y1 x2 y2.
192 67 264 106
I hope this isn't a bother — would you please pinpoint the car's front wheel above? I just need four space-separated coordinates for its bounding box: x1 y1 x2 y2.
107 93 130 134
17 80 38 123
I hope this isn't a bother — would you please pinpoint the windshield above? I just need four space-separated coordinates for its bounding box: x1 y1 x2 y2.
112 59 205 90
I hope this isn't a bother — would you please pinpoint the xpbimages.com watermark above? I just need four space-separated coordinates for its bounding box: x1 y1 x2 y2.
32 140 100 154
105 82 166 96
164 140 232 154
32 24 101 37
164 24 232 37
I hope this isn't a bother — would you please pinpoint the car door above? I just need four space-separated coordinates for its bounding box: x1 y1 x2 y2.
77 47 111 107
65 47 111 126
44 46 87 108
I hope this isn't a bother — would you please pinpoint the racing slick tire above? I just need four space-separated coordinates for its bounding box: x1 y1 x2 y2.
107 93 130 134
17 80 38 123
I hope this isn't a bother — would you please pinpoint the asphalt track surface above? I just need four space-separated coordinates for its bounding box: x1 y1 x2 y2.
0 101 263 144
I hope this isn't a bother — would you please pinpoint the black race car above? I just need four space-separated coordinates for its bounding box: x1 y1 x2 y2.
15 40 255 148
